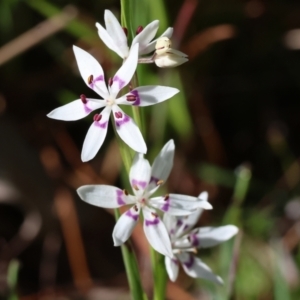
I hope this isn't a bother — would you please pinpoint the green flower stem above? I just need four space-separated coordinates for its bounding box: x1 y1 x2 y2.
151 249 168 300
114 209 147 300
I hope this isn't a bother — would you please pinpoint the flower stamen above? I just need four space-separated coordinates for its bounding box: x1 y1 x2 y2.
87 75 94 84
93 114 102 122
80 94 87 104
115 111 123 119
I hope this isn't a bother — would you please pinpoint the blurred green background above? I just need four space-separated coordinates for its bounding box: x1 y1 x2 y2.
1 0 300 299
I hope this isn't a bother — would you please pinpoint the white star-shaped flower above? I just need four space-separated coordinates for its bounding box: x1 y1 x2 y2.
47 44 179 161
163 197 238 283
77 140 212 257
96 9 173 59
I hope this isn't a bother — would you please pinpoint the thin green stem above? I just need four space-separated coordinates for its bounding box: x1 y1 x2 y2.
151 249 168 300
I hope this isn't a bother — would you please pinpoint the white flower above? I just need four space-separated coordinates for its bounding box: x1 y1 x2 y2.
77 140 212 257
96 10 173 59
154 37 188 68
47 44 179 162
163 196 238 283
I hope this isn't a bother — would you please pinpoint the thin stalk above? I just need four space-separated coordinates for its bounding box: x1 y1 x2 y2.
114 209 146 300
151 249 168 300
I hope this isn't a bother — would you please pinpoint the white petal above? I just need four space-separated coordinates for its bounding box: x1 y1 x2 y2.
147 139 175 192
166 48 188 57
77 185 136 208
132 20 159 53
161 27 174 39
143 208 173 257
73 46 109 98
179 253 223 284
104 10 129 58
112 105 147 154
193 225 239 248
141 27 173 55
110 43 139 98
81 106 111 162
116 86 179 107
154 52 188 68
47 99 104 121
165 256 179 282
150 194 212 215
96 22 125 58
163 213 177 234
174 192 209 238
129 153 151 193
113 206 140 246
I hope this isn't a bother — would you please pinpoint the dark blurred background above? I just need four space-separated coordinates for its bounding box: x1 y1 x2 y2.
1 0 300 299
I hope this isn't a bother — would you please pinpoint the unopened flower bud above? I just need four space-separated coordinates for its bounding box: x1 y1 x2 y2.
155 37 172 55
154 37 188 68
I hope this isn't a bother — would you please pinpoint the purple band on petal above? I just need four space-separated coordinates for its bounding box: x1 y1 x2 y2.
183 224 189 231
189 233 199 247
115 114 130 127
83 103 93 113
89 75 104 89
183 254 194 269
116 190 126 206
126 209 139 221
150 176 160 184
131 179 147 189
161 198 170 212
176 219 183 227
145 217 160 226
172 258 179 265
94 121 108 129
170 229 175 235
131 90 141 106
113 75 125 90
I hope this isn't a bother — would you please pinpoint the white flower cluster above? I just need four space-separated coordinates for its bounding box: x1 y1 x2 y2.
47 10 238 284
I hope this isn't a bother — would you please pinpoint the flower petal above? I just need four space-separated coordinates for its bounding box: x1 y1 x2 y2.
104 10 128 58
141 27 173 55
116 86 179 107
178 253 223 284
113 206 140 246
150 193 212 215
173 192 209 238
77 185 135 208
110 43 139 98
129 153 151 194
47 99 104 121
112 105 147 154
73 46 109 98
96 22 125 58
143 208 173 257
81 106 111 162
147 139 175 192
163 213 177 235
154 52 188 68
132 20 159 53
165 256 179 282
192 225 239 248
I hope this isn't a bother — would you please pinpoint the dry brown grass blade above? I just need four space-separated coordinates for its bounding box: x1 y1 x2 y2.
0 5 77 66
54 187 92 292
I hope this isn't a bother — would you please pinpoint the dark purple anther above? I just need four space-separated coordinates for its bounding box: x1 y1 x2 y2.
93 114 102 122
123 27 128 36
115 111 123 119
108 77 113 87
136 25 143 35
164 194 169 201
80 94 87 104
126 94 137 102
